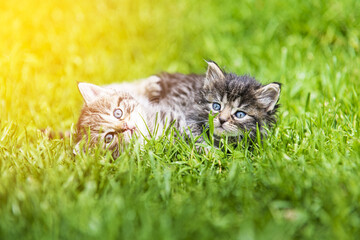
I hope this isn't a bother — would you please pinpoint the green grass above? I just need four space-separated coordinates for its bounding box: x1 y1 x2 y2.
1 0 360 239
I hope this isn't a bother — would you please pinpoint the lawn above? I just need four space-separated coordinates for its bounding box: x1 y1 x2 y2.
1 0 360 239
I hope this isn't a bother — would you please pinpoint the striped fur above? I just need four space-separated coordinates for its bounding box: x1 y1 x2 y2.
75 61 281 156
75 82 186 158
154 61 281 146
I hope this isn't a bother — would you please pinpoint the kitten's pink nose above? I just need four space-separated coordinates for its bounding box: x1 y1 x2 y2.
219 116 227 125
126 122 136 130
117 122 136 133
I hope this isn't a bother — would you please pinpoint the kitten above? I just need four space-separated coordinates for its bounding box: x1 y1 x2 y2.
75 80 186 158
153 61 281 146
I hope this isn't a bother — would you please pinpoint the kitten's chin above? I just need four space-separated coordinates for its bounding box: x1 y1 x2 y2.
214 127 241 137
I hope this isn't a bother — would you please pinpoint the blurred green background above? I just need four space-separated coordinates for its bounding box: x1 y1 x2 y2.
2 0 358 130
1 0 360 239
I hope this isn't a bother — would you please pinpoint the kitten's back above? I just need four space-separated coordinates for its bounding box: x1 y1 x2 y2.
155 73 204 107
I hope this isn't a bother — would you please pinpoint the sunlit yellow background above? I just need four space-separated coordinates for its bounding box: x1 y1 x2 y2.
1 0 218 131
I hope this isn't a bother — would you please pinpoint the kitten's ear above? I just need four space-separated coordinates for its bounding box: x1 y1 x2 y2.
204 61 225 88
256 83 281 111
77 82 110 105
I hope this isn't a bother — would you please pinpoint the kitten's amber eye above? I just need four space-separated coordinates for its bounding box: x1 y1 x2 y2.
104 133 114 144
212 102 221 111
113 108 123 119
234 111 246 119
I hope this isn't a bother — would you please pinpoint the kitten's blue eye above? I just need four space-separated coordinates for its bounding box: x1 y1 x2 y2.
234 111 246 119
113 108 123 119
212 102 221 111
104 133 114 144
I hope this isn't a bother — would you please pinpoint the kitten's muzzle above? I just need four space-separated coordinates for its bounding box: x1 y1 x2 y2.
115 122 136 135
219 116 227 125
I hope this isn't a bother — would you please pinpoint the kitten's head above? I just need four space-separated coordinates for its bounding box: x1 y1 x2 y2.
75 83 146 158
201 61 281 142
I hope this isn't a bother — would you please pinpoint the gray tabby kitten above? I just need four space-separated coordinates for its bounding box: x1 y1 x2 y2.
75 78 186 158
154 61 281 146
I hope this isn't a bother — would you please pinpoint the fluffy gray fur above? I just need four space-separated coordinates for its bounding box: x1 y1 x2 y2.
154 61 281 145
